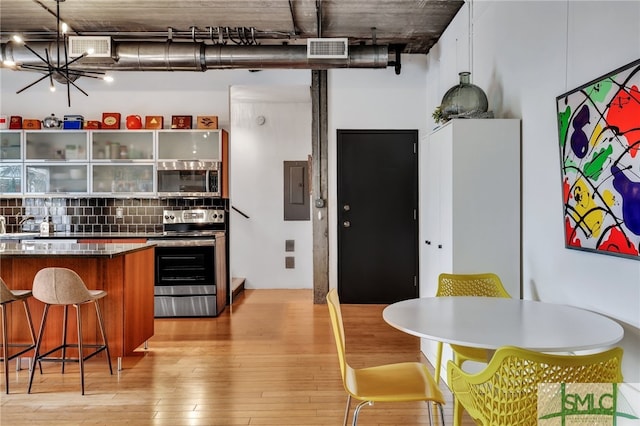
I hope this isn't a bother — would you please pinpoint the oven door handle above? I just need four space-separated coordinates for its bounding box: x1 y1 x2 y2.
160 255 200 260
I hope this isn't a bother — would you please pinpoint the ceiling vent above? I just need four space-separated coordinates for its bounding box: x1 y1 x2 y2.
306 38 348 59
68 36 112 58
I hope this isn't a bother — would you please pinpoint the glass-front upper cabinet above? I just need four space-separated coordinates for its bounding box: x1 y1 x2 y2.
91 130 155 161
92 164 154 194
157 130 220 160
25 164 88 194
0 165 22 194
0 130 23 161
25 130 88 161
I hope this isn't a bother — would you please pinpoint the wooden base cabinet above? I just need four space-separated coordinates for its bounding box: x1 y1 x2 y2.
418 119 521 382
0 246 154 358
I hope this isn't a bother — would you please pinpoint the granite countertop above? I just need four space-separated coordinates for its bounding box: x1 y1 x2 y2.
0 241 156 257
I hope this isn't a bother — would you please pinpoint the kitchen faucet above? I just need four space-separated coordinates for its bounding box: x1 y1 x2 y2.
19 215 35 225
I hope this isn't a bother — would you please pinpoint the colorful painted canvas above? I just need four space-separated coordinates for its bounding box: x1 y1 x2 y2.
556 59 640 260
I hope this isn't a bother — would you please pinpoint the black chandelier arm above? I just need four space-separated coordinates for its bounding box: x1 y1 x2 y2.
19 64 52 72
19 63 106 80
54 70 89 97
21 42 51 65
67 71 106 79
15 72 53 94
12 0 108 106
65 67 71 107
45 48 55 89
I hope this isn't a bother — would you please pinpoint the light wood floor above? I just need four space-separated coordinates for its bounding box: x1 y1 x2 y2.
1 289 475 425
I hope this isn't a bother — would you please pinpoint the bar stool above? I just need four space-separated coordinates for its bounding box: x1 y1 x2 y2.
28 267 113 395
0 277 37 394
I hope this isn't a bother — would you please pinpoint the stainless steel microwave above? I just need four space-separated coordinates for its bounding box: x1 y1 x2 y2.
157 161 220 197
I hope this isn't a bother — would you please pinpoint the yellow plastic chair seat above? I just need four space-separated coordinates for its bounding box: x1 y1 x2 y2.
346 361 440 402
447 345 624 426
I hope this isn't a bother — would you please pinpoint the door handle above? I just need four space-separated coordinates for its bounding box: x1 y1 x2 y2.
343 204 350 211
343 220 351 228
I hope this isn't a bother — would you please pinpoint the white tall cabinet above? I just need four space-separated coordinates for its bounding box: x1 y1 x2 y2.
419 119 521 383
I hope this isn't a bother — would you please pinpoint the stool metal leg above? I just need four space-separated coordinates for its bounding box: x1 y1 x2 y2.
75 304 85 395
1 304 8 394
28 304 51 394
94 300 113 375
1 299 38 394
61 305 68 374
22 299 37 367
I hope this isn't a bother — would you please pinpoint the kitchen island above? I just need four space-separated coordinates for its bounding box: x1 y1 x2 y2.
0 241 155 364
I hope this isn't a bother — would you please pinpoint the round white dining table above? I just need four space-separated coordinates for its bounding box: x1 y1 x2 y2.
382 296 624 352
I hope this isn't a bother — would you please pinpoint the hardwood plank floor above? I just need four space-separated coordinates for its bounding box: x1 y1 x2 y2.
1 289 475 425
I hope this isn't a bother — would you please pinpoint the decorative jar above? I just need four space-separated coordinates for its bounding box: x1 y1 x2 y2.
440 71 488 120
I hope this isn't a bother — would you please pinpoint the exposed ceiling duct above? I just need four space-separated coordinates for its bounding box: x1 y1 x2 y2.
1 40 389 72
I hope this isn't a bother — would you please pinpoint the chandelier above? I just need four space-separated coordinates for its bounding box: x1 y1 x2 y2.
5 0 113 107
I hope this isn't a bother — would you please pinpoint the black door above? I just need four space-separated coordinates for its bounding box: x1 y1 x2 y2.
337 129 419 304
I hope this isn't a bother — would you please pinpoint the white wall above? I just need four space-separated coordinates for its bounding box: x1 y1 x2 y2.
229 85 313 289
0 68 309 128
423 0 640 383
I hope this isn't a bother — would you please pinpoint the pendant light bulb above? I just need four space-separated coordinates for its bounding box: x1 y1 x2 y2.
103 75 114 83
61 22 69 34
50 83 56 92
12 34 23 43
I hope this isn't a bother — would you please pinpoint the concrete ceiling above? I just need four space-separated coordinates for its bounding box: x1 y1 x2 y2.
0 0 464 54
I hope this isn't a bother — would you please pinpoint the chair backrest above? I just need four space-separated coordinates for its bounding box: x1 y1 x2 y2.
32 268 93 305
449 346 624 426
326 289 349 383
0 277 17 304
437 272 511 298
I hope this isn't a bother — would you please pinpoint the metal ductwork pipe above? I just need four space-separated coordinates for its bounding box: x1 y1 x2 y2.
1 41 388 71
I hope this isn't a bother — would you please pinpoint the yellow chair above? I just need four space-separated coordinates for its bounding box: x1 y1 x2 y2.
435 272 511 426
0 277 37 394
448 345 624 426
434 273 511 382
326 289 445 426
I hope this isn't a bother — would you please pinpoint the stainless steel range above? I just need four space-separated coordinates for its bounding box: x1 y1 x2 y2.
162 208 225 235
151 208 227 317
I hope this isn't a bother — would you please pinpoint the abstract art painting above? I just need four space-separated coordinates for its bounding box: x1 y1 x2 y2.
557 58 640 260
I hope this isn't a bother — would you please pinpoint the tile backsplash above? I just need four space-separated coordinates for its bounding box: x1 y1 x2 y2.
0 197 227 233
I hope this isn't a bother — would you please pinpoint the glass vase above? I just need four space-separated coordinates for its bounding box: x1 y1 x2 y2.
440 71 488 120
